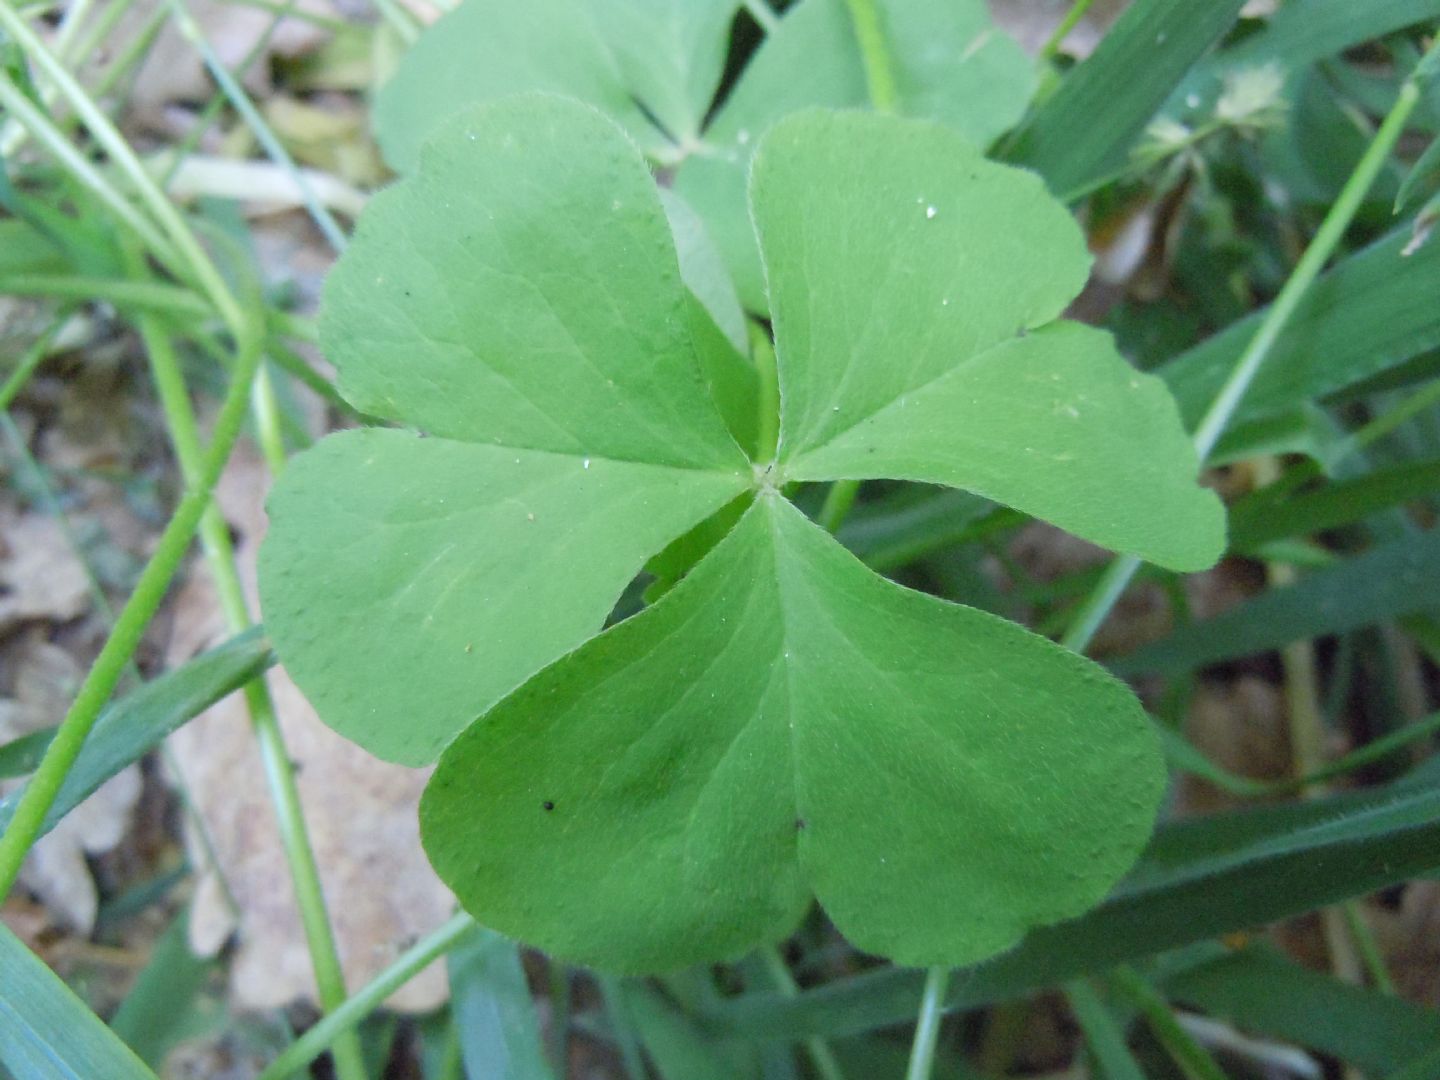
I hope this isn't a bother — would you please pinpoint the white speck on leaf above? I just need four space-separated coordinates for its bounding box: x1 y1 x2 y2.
583 458 591 469
925 205 937 219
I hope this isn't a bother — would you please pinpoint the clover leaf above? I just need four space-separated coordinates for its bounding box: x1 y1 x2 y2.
259 95 1225 971
372 0 1035 309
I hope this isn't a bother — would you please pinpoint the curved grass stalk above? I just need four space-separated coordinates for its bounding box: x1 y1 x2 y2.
0 1 247 338
255 912 479 1080
0 74 187 273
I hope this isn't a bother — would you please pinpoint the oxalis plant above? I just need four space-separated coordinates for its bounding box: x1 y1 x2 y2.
259 94 1224 973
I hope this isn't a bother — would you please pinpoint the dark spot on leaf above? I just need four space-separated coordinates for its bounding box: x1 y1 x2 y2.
543 800 556 811
794 818 806 830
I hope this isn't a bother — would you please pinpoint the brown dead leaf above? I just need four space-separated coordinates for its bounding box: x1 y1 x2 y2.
1176 676 1290 816
0 635 141 931
165 443 453 1012
0 512 92 631
1369 882 1440 1006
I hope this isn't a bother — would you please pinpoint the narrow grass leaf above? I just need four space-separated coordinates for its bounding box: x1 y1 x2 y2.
1066 981 1146 1080
708 774 1440 1039
1005 0 1248 197
1114 529 1440 676
447 930 554 1080
109 909 221 1067
1160 228 1440 431
0 629 273 839
1229 457 1440 551
0 923 159 1080
624 983 761 1080
1165 947 1440 1074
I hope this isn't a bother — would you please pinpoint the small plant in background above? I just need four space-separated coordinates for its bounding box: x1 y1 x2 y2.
2 1 1440 1079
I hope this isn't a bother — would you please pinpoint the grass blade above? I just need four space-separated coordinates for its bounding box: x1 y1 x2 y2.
1159 228 1440 432
1006 0 1247 198
109 908 221 1067
1166 947 1440 1074
707 774 1440 1040
0 629 274 839
0 923 159 1080
1114 530 1440 675
448 929 555 1080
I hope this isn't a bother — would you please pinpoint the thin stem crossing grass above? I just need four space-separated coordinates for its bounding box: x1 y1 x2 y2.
133 302 366 1080
1039 0 1100 65
164 0 349 252
904 965 952 1080
759 946 847 1080
0 73 187 273
1061 28 1440 658
0 332 263 900
255 912 479 1080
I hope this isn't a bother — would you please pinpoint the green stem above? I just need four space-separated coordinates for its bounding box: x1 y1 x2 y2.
598 975 649 1080
370 0 420 44
0 315 68 412
158 0 296 189
817 479 862 533
164 0 349 253
135 307 364 1080
1060 32 1440 654
1038 0 1098 65
0 333 262 900
843 0 900 113
904 966 951 1080
255 912 479 1080
751 321 780 462
759 947 848 1080
1108 967 1226 1080
1168 706 1440 797
1342 902 1397 994
0 274 212 321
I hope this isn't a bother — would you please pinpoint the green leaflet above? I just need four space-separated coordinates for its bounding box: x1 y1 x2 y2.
371 0 1033 311
423 497 1162 971
675 0 1034 309
263 97 1220 969
323 102 744 470
756 110 1223 571
372 0 740 172
260 430 747 764
708 772 1440 1039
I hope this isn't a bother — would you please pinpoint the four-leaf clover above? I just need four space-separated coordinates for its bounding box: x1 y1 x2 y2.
260 94 1225 972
